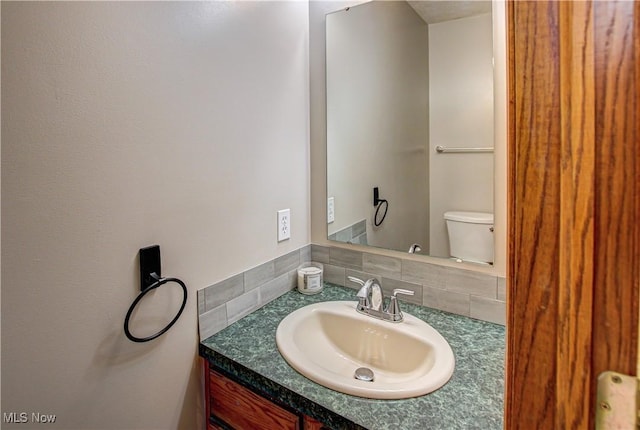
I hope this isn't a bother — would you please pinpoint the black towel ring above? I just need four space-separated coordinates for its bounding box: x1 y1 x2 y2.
374 199 389 227
124 274 188 343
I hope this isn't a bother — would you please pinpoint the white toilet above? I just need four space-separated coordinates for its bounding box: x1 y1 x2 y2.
444 211 494 264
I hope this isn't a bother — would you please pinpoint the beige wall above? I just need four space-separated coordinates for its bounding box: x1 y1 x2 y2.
428 13 494 258
326 1 429 251
1 2 309 429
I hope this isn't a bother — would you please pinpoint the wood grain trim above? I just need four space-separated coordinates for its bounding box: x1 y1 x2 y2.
204 359 211 427
637 0 640 380
506 1 639 428
506 2 561 428
557 2 595 428
504 0 515 427
303 416 326 430
592 0 639 380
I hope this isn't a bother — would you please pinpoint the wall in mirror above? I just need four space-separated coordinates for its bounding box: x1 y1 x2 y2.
326 0 496 265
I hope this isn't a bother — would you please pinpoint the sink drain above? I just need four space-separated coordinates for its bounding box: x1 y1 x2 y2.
354 367 374 382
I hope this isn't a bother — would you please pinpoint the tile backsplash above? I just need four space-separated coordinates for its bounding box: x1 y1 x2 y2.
327 219 367 245
198 245 311 340
311 245 505 326
197 243 505 340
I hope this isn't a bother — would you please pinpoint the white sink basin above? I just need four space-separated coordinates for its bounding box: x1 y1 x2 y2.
276 301 455 399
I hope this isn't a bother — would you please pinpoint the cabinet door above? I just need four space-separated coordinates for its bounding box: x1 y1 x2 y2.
303 415 328 430
209 370 299 430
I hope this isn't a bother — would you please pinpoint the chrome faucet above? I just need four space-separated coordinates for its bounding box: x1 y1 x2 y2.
347 276 415 323
408 243 422 254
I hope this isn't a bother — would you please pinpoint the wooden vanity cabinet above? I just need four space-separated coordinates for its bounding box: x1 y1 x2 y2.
204 361 329 430
302 416 326 430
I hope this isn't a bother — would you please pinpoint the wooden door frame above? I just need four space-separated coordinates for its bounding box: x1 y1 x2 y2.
505 1 639 428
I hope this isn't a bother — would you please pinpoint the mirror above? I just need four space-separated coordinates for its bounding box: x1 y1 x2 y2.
326 0 496 263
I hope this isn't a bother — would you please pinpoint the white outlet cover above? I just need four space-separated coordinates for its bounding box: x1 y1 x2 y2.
327 197 335 223
277 209 291 242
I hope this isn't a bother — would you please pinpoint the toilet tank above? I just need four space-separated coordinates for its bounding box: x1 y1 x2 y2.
444 211 494 264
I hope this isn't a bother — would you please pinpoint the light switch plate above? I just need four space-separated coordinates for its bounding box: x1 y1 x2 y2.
327 197 335 223
277 209 291 242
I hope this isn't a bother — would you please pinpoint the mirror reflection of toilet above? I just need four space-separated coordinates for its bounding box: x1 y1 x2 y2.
444 211 494 265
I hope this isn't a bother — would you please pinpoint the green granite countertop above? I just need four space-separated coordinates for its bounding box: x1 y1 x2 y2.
200 284 505 430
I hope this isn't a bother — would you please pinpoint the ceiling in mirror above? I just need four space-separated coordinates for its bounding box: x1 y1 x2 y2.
407 1 491 24
326 0 496 265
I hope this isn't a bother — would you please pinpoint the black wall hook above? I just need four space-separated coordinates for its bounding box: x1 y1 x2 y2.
373 187 382 207
139 245 161 291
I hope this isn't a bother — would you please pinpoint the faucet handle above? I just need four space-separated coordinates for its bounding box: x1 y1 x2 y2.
349 276 369 299
387 289 415 322
347 276 365 287
349 276 371 309
392 288 415 298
